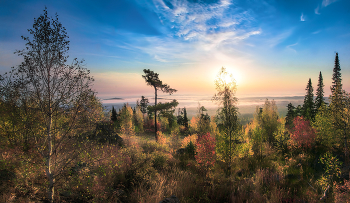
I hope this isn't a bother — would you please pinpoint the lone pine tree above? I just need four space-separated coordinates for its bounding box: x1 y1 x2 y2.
142 69 177 141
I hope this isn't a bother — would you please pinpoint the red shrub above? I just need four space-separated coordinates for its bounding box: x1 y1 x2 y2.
195 133 216 170
290 116 316 149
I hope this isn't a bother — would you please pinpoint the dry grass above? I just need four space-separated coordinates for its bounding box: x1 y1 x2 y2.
0 132 335 202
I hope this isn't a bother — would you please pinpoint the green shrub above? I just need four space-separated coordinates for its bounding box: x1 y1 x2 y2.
141 140 168 153
185 141 196 159
152 152 168 171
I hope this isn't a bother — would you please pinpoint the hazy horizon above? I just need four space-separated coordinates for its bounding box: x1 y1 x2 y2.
101 94 329 120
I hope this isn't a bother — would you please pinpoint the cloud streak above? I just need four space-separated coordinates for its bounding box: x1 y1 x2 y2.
152 0 261 49
315 6 320 14
300 13 305 21
322 0 338 7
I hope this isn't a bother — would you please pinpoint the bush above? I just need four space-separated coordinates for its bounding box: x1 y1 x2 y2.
195 133 216 172
157 131 167 145
152 152 168 171
181 134 198 148
185 141 196 159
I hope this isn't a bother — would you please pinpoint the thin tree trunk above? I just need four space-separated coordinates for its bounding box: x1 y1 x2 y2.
46 115 54 203
154 87 158 141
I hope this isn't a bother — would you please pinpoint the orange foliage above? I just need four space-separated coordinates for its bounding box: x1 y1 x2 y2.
190 117 198 131
181 134 198 148
157 131 167 145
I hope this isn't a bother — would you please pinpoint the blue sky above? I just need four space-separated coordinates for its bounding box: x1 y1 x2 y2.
0 0 350 99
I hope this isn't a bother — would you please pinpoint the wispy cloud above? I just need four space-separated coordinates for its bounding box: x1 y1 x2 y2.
300 13 305 21
315 5 320 14
286 42 298 53
152 0 261 49
154 55 168 62
268 29 294 47
322 0 338 7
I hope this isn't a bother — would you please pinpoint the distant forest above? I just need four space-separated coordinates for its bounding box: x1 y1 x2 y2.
1 8 350 203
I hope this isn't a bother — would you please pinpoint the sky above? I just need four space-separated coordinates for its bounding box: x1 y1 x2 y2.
1 0 350 100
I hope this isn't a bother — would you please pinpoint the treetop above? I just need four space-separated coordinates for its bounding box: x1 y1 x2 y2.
142 69 177 94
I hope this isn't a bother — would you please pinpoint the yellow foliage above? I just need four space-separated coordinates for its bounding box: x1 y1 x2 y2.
210 116 218 136
181 134 198 148
157 131 167 145
120 104 134 136
159 117 169 131
190 117 198 132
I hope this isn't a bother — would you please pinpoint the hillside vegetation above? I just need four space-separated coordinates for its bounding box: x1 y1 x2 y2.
1 8 350 203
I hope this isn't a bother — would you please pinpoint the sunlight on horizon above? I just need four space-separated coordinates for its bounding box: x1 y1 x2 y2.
211 66 243 86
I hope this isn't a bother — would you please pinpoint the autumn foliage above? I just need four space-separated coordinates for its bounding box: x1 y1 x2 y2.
290 116 316 149
195 133 216 169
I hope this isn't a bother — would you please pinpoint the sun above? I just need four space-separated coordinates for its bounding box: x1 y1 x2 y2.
223 67 242 85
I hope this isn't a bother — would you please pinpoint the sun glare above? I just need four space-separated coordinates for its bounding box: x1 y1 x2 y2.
220 67 242 85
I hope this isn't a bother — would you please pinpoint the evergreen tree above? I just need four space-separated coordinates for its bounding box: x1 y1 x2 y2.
111 106 117 122
142 69 177 141
329 52 348 164
183 107 189 129
295 105 302 117
140 96 149 117
331 52 342 94
315 71 325 111
177 108 184 125
330 52 344 122
302 78 315 121
285 103 296 128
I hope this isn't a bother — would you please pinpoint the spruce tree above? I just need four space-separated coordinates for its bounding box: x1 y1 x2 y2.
315 71 325 111
140 96 149 117
295 105 302 117
331 52 342 93
302 78 315 121
111 106 117 122
183 107 189 129
330 52 343 117
329 52 348 163
285 103 296 128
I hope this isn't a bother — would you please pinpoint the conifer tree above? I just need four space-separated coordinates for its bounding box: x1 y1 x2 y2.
285 103 296 128
295 105 302 117
302 78 315 121
111 106 117 122
142 69 177 141
329 52 348 163
330 52 344 123
140 96 149 118
315 71 325 111
183 107 189 129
